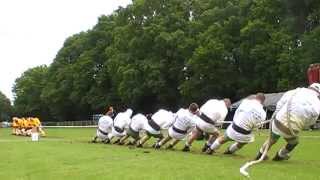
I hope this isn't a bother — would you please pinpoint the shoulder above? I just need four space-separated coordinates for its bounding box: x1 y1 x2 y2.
202 99 219 106
176 108 187 114
133 113 145 119
99 116 108 121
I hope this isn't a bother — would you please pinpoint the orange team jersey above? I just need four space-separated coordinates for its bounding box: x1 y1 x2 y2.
12 118 19 128
22 119 28 129
33 118 41 127
29 118 35 127
27 119 34 128
17 119 23 128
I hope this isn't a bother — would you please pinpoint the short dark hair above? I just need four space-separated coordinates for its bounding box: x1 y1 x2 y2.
189 103 199 113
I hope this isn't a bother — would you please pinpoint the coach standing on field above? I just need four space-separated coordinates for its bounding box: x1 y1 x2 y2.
182 98 231 152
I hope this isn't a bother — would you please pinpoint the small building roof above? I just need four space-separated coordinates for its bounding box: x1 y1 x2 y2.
231 92 285 111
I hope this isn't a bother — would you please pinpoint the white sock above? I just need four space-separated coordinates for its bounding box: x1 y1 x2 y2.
210 140 221 150
228 143 239 153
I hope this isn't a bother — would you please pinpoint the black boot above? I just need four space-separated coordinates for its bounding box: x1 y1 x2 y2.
272 151 290 161
91 137 97 143
201 143 209 152
103 139 110 144
136 143 143 148
154 143 161 149
182 145 190 152
166 144 174 150
113 139 120 144
206 148 214 155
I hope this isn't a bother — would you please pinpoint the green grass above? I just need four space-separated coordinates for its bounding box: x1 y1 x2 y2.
1 128 320 180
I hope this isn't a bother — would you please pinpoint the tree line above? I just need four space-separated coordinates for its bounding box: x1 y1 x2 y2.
0 91 12 121
5 0 320 121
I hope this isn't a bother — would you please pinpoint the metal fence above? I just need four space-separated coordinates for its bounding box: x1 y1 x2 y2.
42 120 98 127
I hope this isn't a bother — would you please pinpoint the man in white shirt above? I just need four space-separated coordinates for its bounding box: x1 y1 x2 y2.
111 108 133 143
182 98 231 152
118 113 149 145
154 103 199 149
136 109 176 148
206 93 266 154
91 114 114 144
256 83 320 161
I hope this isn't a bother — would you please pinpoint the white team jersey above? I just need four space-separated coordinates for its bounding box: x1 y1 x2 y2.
113 109 133 129
172 108 196 132
98 115 113 133
200 99 228 122
130 113 148 132
152 109 175 129
275 89 297 114
233 99 266 131
276 88 320 132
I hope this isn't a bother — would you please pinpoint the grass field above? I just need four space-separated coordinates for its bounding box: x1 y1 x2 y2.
1 128 320 180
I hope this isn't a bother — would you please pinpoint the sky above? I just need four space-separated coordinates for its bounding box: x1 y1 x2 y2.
0 0 132 101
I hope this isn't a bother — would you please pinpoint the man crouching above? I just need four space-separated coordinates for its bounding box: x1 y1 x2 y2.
154 103 199 149
206 93 266 155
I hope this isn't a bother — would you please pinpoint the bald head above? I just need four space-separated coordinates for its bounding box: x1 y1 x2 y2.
255 92 265 104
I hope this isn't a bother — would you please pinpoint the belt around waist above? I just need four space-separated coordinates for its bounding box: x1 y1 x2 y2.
98 128 109 136
148 118 161 131
172 126 187 134
148 119 161 131
114 126 124 134
232 123 251 135
198 113 215 125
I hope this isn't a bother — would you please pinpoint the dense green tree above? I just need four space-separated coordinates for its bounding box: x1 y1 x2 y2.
12 0 320 121
0 91 12 121
13 65 49 120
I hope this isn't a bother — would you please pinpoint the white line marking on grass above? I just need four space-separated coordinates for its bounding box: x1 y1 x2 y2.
257 134 320 138
0 138 66 142
299 135 320 139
